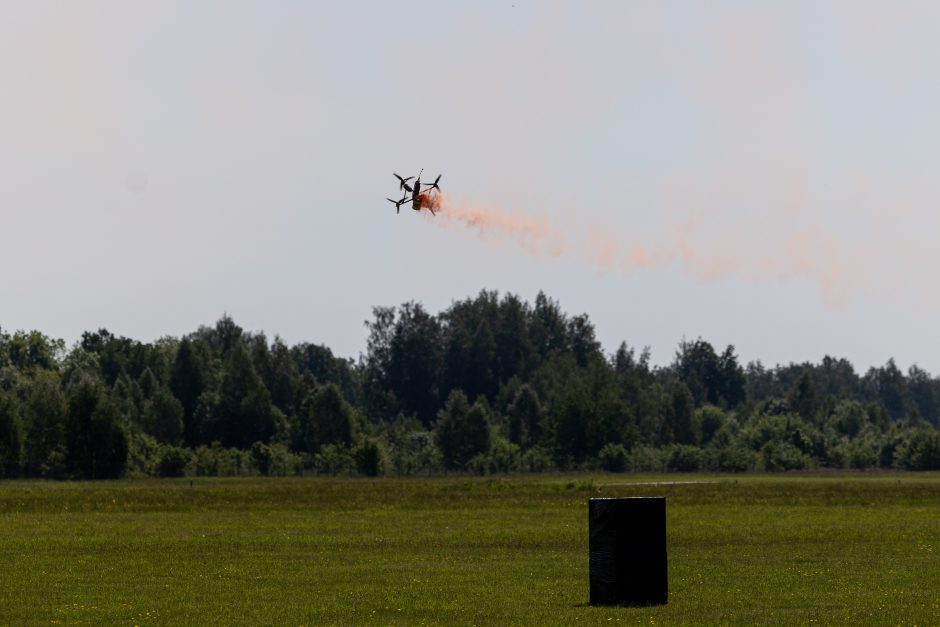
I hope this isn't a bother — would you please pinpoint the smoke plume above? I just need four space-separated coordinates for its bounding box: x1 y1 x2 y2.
431 192 566 258
429 191 864 307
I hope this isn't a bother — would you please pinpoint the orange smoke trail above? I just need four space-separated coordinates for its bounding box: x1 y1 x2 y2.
425 192 858 306
433 192 566 257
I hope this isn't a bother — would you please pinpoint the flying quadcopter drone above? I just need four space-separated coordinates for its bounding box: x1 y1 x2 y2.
387 169 442 215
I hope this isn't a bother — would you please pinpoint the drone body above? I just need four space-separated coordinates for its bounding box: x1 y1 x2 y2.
388 169 442 215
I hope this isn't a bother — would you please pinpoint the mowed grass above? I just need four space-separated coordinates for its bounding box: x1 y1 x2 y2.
1 474 939 625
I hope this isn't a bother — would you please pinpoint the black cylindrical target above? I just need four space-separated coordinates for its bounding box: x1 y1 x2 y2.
588 496 667 606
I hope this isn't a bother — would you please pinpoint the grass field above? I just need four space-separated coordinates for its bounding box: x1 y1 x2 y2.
1 474 939 625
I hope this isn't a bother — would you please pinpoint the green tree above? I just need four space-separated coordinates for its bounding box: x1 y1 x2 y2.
665 382 696 445
364 303 442 425
831 400 867 437
156 446 192 477
0 391 24 477
466 319 497 401
493 293 535 383
388 302 443 425
674 339 720 407
816 356 860 401
567 314 601 368
550 359 635 464
362 306 398 421
697 405 728 446
5 330 63 373
313 444 356 476
354 439 384 476
379 414 442 475
441 292 499 402
170 337 212 446
717 345 747 408
507 384 543 450
138 367 158 399
613 342 661 446
250 441 273 475
292 342 360 408
745 360 775 402
788 371 819 424
864 359 909 420
198 314 243 357
65 380 129 479
907 365 940 425
434 390 490 470
264 337 299 415
142 388 185 444
298 384 357 453
895 430 940 470
214 342 277 448
22 373 67 477
530 291 569 360
80 329 171 386
598 442 629 472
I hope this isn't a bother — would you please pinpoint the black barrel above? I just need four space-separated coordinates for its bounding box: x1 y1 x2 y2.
588 496 667 606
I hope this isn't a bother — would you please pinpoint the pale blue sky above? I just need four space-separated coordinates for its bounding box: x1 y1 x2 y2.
3 1 940 372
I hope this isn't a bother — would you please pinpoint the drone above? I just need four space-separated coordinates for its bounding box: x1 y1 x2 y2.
387 169 442 215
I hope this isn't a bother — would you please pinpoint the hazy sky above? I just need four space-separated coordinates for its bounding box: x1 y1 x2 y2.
3 1 940 372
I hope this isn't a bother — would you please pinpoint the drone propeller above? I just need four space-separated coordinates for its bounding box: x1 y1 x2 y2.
393 173 414 191
426 174 442 191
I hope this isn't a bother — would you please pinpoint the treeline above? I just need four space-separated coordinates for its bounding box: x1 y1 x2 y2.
1 290 940 479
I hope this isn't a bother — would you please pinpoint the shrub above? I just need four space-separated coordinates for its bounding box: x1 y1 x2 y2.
629 446 665 472
193 442 253 476
126 430 160 477
704 446 756 472
466 438 521 475
381 418 443 476
697 405 728 446
597 443 629 472
666 445 703 472
250 441 273 475
267 443 303 476
826 441 850 469
157 446 192 477
314 444 356 476
760 442 813 471
354 439 384 477
486 437 521 474
847 436 880 470
466 453 488 475
520 446 554 473
895 430 940 470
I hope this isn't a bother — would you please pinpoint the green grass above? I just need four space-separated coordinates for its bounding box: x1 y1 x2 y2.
1 474 939 625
